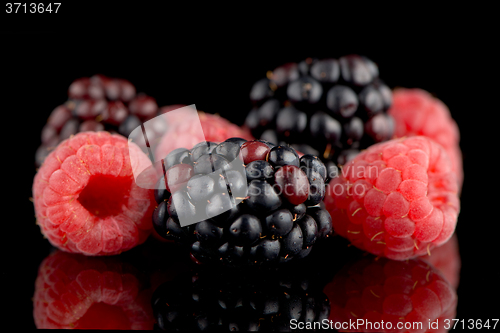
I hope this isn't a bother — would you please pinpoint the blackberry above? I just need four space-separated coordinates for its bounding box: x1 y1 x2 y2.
152 138 333 267
245 55 395 181
151 263 331 331
36 74 159 167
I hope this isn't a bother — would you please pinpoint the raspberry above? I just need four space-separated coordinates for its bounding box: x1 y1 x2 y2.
323 255 457 333
152 138 332 266
36 75 159 167
244 55 395 181
324 136 460 260
32 131 156 255
154 110 253 160
419 233 460 289
388 88 463 190
33 250 155 329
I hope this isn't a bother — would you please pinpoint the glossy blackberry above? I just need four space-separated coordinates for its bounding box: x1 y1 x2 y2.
151 264 331 331
152 138 332 267
36 74 159 167
245 55 394 181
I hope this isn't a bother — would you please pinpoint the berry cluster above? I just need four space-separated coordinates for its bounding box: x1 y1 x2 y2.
31 60 463 267
245 55 395 179
36 74 159 167
30 60 464 329
152 138 332 266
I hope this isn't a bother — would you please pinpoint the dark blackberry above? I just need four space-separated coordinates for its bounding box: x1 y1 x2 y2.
151 263 331 331
152 138 332 267
245 55 394 181
36 74 160 167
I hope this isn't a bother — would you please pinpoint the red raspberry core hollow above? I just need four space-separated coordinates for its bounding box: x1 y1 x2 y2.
32 131 156 256
77 175 133 217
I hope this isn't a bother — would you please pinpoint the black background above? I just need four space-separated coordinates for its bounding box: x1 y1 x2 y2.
2 3 498 330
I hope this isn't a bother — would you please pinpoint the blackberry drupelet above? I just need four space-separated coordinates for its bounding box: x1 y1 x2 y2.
152 138 333 267
36 74 159 166
151 264 331 331
245 55 395 181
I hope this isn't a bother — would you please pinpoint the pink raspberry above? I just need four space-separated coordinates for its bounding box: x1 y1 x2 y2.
32 131 156 256
33 250 154 329
154 109 253 159
388 88 463 190
324 255 457 333
324 136 460 260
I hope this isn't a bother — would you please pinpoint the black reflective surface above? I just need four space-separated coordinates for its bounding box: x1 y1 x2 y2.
32 235 460 331
4 17 499 331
